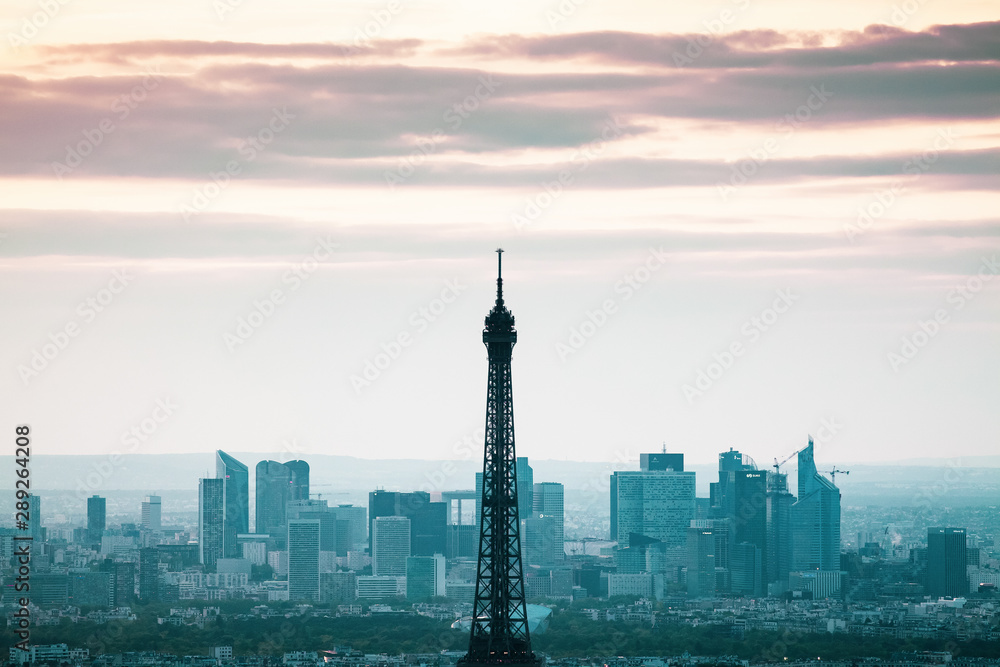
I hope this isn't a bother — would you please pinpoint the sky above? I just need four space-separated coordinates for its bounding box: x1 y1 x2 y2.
1 0 998 473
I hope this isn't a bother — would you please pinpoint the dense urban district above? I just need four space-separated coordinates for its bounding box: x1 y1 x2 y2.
3 445 999 666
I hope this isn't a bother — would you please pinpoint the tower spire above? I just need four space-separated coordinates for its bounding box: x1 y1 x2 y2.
495 247 504 306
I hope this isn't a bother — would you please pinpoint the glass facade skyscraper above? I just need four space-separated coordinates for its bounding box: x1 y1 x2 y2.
791 439 841 571
927 527 968 598
610 469 696 561
216 450 249 558
288 519 321 601
198 477 224 570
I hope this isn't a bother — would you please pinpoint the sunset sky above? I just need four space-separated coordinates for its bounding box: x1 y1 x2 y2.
1 1 998 471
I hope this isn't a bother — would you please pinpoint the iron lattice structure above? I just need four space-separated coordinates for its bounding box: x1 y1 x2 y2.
461 250 541 667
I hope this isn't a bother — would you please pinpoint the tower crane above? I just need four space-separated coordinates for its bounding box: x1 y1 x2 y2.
823 468 850 484
772 451 797 474
772 435 809 473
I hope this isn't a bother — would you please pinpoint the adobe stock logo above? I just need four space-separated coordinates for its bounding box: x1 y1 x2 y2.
887 255 998 372
351 279 467 393
682 289 798 403
555 247 667 361
18 269 134 386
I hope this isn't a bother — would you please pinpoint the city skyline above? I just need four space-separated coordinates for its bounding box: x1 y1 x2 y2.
2 0 998 469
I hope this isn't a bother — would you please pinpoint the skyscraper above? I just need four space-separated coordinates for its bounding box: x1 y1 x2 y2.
791 438 841 571
99 559 135 606
141 495 161 531
687 523 716 598
516 457 533 524
138 547 159 602
368 490 446 556
522 515 558 567
26 494 43 544
766 472 794 592
198 478 224 570
284 460 310 501
407 553 446 600
288 519 321 601
731 469 767 594
216 450 249 558
610 470 696 557
641 452 684 472
731 541 763 596
373 515 411 577
287 499 338 553
333 504 367 552
87 495 106 540
256 460 294 535
927 527 968 598
533 482 564 562
462 250 539 667
710 448 756 526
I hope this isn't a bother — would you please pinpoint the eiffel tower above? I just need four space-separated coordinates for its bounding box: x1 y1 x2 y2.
461 249 542 667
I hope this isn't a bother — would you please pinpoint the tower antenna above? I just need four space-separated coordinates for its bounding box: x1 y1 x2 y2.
495 247 504 305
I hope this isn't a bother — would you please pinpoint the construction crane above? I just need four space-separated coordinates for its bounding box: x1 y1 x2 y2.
310 482 334 501
823 468 850 484
773 451 797 474
772 435 809 473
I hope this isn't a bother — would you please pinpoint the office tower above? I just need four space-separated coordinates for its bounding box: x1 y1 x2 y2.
321 571 357 604
709 448 755 523
199 478 224 570
216 450 249 558
87 495 106 541
256 460 294 535
141 495 162 531
288 520 321 601
463 250 540 667
99 559 135 606
766 472 794 592
87 495 106 531
284 459 310 501
29 573 69 605
731 542 763 596
334 519 353 557
615 531 661 574
517 458 534 524
407 553 446 600
791 438 841 571
687 523 716 598
373 516 411 577
29 494 44 545
287 499 337 553
533 482 564 562
239 534 268 565
641 451 684 472
523 515 558 567
610 469 696 560
138 547 159 602
333 504 367 552
731 469 767 591
927 527 968 598
368 490 446 556
447 525 478 559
